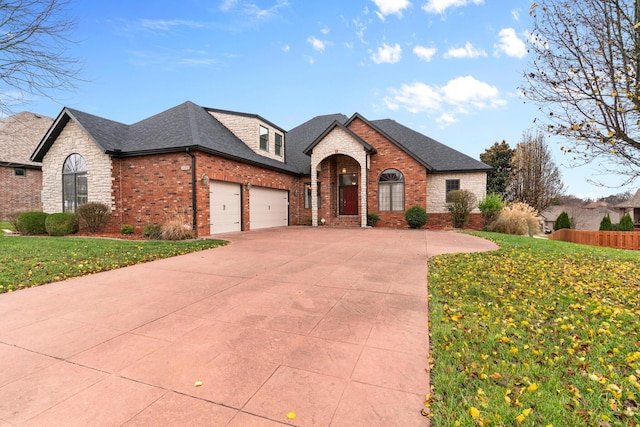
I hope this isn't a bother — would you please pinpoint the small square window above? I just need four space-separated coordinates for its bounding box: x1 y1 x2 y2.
259 126 269 151
445 179 460 202
14 167 26 177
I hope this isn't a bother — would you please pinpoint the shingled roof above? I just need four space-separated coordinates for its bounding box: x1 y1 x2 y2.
0 112 53 167
32 101 490 176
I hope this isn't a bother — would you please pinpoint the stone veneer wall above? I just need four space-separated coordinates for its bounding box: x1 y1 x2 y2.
209 111 285 163
426 172 487 213
41 121 113 213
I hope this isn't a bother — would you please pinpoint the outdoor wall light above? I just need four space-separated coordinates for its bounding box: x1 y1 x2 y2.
201 173 210 185
245 182 252 191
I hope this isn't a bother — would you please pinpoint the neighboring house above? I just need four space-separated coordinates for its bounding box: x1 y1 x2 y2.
541 204 621 232
615 189 640 226
31 101 490 236
0 112 54 218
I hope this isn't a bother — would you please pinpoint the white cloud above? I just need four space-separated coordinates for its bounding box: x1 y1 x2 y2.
139 19 204 31
413 45 437 62
371 43 402 64
383 76 505 122
320 25 330 35
494 28 527 58
511 9 520 21
353 17 368 44
423 0 483 14
443 42 486 59
243 0 289 19
220 0 238 11
372 0 411 18
282 44 291 53
307 36 329 52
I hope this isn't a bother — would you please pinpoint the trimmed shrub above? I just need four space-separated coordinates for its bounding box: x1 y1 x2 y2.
599 214 613 231
16 212 49 235
120 224 135 235
618 213 635 231
160 219 194 241
478 193 505 227
445 189 477 228
76 202 111 232
491 202 541 237
404 205 428 229
45 213 79 236
554 211 571 231
143 224 163 239
367 213 380 227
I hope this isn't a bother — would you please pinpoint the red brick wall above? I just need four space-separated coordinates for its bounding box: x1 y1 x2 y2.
347 117 428 229
1 166 42 218
427 212 484 230
110 151 302 236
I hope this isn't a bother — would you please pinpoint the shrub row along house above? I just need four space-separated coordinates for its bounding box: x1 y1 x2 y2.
30 101 490 236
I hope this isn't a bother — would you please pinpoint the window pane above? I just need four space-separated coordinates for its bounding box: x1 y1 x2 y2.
340 173 357 186
63 174 75 212
446 179 460 202
76 174 88 206
275 133 282 156
378 184 391 211
259 126 268 151
391 182 404 211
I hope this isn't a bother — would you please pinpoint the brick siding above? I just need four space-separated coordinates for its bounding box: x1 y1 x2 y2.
0 166 42 218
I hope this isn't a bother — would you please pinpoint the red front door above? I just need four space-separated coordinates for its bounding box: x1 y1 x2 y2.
340 185 358 215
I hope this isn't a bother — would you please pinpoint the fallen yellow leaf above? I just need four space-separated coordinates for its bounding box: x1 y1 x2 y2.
286 412 297 419
194 381 203 387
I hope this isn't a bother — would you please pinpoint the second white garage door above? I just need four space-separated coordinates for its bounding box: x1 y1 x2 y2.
250 187 288 230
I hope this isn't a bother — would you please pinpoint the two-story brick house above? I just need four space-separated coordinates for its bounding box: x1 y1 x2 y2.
31 101 490 235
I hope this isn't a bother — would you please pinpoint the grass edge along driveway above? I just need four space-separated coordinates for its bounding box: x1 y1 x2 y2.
0 236 226 293
428 232 640 427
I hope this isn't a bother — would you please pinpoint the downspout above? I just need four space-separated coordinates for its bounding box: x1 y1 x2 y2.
186 148 197 236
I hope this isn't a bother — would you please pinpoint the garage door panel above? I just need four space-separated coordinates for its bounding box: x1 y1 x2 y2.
210 181 241 234
250 187 288 230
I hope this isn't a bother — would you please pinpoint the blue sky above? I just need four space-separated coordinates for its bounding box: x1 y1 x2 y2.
16 0 638 199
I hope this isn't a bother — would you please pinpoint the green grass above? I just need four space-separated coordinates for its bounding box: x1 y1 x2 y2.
428 232 640 426
0 220 15 232
0 235 227 292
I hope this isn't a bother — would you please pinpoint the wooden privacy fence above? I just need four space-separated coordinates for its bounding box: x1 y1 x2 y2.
549 229 640 250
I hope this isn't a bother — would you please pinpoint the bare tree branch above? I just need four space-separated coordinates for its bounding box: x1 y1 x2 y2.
0 0 80 114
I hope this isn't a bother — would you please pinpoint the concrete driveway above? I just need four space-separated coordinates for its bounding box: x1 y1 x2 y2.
0 227 497 426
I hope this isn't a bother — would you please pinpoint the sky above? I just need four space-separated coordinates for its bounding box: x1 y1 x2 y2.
11 0 639 199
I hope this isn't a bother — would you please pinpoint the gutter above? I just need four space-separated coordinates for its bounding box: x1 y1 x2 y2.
185 148 197 236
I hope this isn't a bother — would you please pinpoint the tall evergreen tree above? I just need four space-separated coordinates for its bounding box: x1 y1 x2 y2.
480 140 514 196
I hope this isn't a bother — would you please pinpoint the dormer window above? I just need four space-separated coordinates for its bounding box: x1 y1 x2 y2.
275 133 283 156
260 126 269 151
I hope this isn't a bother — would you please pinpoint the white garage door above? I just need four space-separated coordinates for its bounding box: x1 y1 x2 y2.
250 187 288 230
210 181 241 234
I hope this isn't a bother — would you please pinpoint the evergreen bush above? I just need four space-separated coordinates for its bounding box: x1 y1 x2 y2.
599 214 613 231
45 213 79 236
120 224 135 235
446 189 477 228
478 193 505 227
76 202 111 232
554 211 571 230
618 213 635 231
16 212 49 235
143 224 163 239
404 205 428 229
367 213 380 227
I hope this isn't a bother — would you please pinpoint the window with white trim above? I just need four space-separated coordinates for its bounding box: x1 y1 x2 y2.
62 153 88 212
259 126 269 151
378 169 404 211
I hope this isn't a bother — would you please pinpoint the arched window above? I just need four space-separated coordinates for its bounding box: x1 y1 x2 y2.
62 154 88 212
378 169 404 211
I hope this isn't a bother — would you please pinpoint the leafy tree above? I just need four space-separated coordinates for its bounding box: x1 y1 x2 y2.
554 211 571 230
445 189 476 228
0 0 80 114
599 214 613 231
479 140 514 196
507 130 565 212
523 0 640 185
618 213 635 231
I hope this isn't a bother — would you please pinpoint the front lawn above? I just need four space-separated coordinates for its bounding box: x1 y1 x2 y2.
428 232 640 426
0 235 226 293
